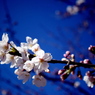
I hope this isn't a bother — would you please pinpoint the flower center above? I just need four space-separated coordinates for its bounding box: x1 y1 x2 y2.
39 58 44 63
29 44 32 47
34 48 38 52
36 78 41 81
3 45 8 50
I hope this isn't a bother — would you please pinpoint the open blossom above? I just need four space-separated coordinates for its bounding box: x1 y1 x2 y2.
32 75 46 87
23 60 34 72
32 50 52 74
14 68 23 75
10 41 29 56
14 57 25 69
83 71 95 88
15 69 30 84
0 53 15 65
76 0 85 5
0 33 9 52
66 6 79 15
31 44 41 54
26 36 38 50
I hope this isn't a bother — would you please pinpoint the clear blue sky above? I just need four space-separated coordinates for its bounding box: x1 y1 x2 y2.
0 0 95 95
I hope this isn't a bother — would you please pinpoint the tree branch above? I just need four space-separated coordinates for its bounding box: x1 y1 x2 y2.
48 59 95 68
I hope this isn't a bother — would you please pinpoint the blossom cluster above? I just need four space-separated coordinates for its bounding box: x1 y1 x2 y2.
55 0 85 17
0 33 52 87
83 71 95 88
0 33 95 88
66 0 85 15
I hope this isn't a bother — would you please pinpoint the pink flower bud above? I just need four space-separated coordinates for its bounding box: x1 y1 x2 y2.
66 51 70 55
60 73 68 81
63 54 67 58
86 71 91 76
83 59 92 64
58 69 66 75
88 45 95 54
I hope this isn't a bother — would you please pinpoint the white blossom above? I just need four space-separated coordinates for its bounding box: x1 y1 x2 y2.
14 68 23 75
32 51 52 74
32 75 46 87
0 54 14 64
26 36 38 50
14 57 25 69
66 6 79 15
23 60 34 72
83 75 95 88
31 44 41 53
76 0 85 5
0 33 9 51
17 71 30 84
10 41 29 57
0 33 53 87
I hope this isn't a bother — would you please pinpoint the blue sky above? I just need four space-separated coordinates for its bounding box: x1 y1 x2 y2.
0 0 95 95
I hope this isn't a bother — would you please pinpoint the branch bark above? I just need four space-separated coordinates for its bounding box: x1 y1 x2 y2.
48 59 95 68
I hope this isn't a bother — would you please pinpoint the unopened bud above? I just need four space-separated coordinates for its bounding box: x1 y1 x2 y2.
86 71 91 76
45 69 50 73
58 69 66 75
61 58 68 62
60 73 69 81
63 51 70 58
66 51 70 55
83 59 92 64
60 69 71 81
88 45 95 54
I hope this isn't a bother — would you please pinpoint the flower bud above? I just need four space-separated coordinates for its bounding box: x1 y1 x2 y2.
83 59 92 64
60 69 71 81
45 69 50 73
86 71 91 76
58 69 66 75
88 45 95 54
60 72 69 81
63 51 70 58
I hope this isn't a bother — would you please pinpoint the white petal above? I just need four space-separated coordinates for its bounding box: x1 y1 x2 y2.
23 60 34 72
44 53 52 61
32 57 40 64
31 44 40 53
26 36 32 43
2 33 9 42
10 41 16 47
41 62 49 71
33 38 38 44
32 75 46 87
35 49 45 57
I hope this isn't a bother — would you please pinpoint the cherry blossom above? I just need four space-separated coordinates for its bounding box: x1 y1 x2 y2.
1 54 15 65
26 36 38 50
23 60 34 72
32 51 52 74
32 75 46 87
66 6 79 15
83 71 95 88
16 70 30 84
0 33 9 52
76 0 85 5
1 33 95 88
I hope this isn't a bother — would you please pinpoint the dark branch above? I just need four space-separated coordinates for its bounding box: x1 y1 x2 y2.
48 59 95 68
